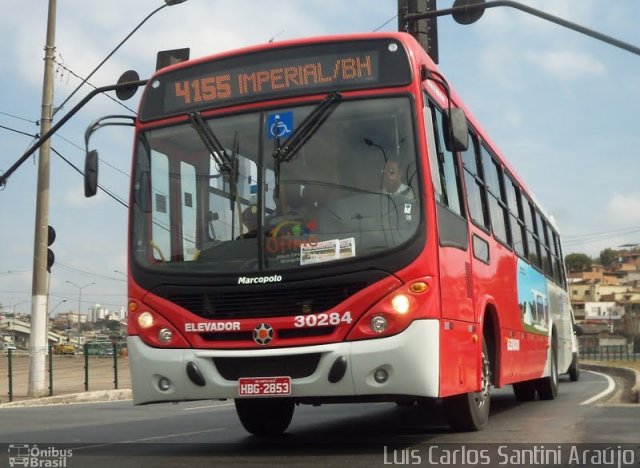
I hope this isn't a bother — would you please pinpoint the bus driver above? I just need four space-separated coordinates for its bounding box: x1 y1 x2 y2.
382 158 414 199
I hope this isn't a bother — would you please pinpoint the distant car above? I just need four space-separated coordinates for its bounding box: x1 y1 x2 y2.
52 343 75 355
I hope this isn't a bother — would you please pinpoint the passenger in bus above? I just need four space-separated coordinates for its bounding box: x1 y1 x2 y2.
239 206 258 238
382 158 415 199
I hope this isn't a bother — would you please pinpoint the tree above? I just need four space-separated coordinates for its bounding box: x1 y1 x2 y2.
565 253 592 272
599 248 617 269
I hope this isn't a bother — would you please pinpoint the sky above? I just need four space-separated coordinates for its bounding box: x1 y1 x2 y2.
1 0 639 318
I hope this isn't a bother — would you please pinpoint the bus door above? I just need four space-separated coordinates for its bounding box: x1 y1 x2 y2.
425 101 476 395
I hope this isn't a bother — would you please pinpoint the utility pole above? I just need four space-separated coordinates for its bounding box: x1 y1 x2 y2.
29 0 56 397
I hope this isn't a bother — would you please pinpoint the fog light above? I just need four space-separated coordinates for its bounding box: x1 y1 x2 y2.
158 328 173 343
391 294 410 314
138 311 154 329
370 315 388 334
158 376 172 391
374 368 388 383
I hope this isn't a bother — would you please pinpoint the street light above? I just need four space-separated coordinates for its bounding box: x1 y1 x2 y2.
54 0 189 116
65 281 95 316
49 299 67 316
66 281 94 344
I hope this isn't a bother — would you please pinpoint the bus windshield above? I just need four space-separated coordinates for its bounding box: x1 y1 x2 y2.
131 96 420 273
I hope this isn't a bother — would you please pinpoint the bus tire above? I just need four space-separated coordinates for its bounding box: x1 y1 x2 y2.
536 339 559 400
512 380 536 401
568 352 580 382
234 398 295 436
443 340 491 431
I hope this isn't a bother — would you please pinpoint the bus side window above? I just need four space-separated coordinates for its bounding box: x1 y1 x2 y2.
541 218 554 279
480 144 510 246
552 231 566 287
524 200 541 269
429 103 465 217
460 131 489 230
504 173 527 258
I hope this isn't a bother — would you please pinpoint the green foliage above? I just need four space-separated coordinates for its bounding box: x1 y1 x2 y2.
565 253 592 272
599 248 617 268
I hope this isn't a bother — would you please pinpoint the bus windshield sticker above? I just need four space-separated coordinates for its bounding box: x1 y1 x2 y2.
300 237 355 265
268 112 294 139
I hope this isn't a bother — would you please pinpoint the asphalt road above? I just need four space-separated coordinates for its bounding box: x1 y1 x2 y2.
1 370 639 468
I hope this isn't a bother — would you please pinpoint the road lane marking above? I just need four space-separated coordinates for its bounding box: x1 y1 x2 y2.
580 370 615 405
182 402 235 411
74 428 227 450
123 427 227 442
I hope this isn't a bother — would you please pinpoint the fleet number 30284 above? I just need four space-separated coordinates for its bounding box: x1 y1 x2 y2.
293 311 353 328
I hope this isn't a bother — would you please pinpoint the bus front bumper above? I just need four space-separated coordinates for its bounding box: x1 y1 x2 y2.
128 319 440 405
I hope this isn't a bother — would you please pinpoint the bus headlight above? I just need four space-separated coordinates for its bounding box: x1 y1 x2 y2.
138 311 154 329
391 294 410 314
370 315 388 334
128 303 190 348
346 277 435 342
158 328 173 343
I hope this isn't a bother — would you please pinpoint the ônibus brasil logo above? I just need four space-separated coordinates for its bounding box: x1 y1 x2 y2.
237 275 283 285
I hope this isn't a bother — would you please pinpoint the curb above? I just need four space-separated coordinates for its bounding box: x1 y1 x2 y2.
0 389 132 408
581 363 640 403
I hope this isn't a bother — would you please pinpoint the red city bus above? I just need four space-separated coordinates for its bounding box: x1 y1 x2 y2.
85 32 576 435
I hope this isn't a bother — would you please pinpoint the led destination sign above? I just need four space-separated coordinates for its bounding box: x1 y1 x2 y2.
173 53 376 105
140 39 411 121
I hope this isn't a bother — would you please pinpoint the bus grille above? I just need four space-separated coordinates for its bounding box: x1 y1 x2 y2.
167 283 367 319
213 354 322 380
200 326 335 342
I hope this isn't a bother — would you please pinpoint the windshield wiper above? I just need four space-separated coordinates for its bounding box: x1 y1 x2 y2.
272 92 341 198
189 111 234 174
273 92 341 163
189 112 240 215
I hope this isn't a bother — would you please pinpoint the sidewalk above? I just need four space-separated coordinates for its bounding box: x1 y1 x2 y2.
0 389 132 408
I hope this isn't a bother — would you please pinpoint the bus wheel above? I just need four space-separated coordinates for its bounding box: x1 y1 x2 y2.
512 381 536 401
443 341 491 431
536 339 559 400
568 353 580 382
234 398 295 436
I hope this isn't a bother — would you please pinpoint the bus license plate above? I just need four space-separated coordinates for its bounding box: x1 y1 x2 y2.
238 376 291 396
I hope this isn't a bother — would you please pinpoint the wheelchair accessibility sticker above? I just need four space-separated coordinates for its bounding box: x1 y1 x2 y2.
268 112 293 139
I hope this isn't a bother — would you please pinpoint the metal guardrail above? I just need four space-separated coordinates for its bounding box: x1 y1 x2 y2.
0 342 129 403
580 346 639 362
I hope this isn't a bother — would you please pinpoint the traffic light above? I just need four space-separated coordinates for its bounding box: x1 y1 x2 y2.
47 225 56 272
398 0 439 63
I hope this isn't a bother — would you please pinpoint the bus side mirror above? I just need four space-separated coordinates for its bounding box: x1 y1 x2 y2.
444 108 469 152
85 150 99 197
573 323 584 336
